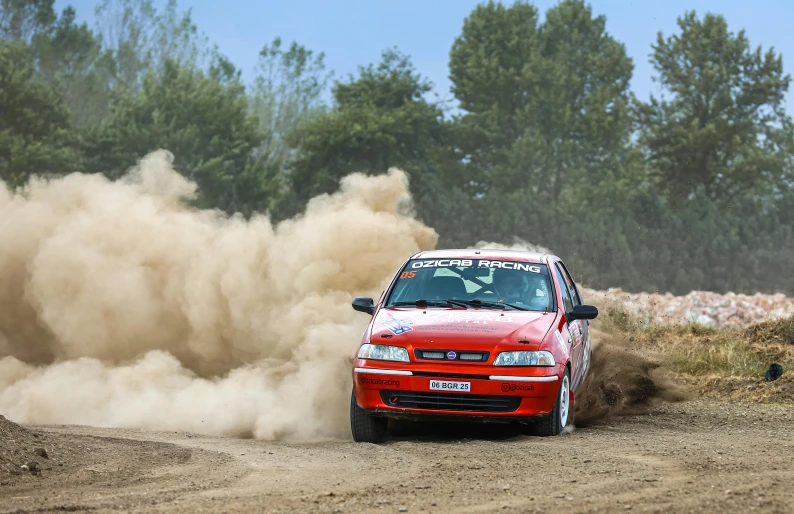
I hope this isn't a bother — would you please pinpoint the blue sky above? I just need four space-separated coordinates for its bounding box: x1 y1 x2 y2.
55 0 794 115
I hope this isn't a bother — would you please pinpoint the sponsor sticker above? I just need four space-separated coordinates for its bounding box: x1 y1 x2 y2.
378 318 414 335
360 376 401 387
411 259 474 269
426 312 515 323
477 260 541 273
409 259 541 273
582 338 591 371
423 324 499 334
570 322 582 342
501 383 535 392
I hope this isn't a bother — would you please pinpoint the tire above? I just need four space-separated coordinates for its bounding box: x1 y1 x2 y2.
350 389 388 443
535 368 571 437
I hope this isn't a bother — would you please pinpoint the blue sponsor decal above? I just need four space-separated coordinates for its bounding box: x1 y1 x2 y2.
379 318 414 335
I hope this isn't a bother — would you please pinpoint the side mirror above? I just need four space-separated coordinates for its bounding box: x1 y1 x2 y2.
568 304 598 321
352 297 376 315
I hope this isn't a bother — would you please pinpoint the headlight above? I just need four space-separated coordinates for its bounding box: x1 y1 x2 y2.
357 344 410 362
493 351 555 366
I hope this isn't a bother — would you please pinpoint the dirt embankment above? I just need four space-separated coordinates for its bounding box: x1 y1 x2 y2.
0 415 63 478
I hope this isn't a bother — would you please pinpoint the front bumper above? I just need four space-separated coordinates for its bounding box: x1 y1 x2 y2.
352 360 562 422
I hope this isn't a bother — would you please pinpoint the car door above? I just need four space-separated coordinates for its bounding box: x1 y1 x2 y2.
557 261 590 390
552 264 582 389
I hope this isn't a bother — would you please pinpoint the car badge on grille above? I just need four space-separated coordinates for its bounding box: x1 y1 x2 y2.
446 351 457 360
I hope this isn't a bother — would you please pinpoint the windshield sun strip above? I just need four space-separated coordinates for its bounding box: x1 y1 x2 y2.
383 259 554 312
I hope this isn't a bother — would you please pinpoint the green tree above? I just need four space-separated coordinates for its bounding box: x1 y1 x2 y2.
449 0 640 209
448 0 540 194
636 11 794 203
249 38 331 171
33 6 115 126
2 1 118 126
526 0 640 209
0 0 55 41
0 40 79 187
94 0 209 91
247 38 331 212
285 49 450 213
84 58 263 213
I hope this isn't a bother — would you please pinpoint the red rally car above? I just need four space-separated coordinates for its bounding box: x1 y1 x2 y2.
349 249 598 443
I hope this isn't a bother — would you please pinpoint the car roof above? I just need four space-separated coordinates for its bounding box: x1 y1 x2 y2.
411 248 553 264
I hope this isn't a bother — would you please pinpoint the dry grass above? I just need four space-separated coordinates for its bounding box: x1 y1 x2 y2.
592 299 794 403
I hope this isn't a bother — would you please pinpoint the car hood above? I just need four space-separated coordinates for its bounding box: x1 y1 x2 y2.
371 307 555 350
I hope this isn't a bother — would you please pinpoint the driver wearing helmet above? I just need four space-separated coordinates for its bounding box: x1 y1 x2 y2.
492 268 549 309
492 268 528 303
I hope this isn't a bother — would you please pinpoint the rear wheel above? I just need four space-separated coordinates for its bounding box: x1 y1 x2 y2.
350 389 388 443
535 369 570 437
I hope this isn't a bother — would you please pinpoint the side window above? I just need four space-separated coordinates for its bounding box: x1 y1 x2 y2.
553 265 574 313
557 262 582 306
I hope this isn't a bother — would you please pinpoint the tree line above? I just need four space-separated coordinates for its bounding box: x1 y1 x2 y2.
2 0 793 295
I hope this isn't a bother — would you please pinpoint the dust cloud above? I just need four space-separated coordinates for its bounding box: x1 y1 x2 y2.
572 329 688 425
0 153 681 440
0 150 436 440
472 239 552 255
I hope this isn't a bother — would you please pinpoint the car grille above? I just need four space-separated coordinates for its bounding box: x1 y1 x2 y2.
414 349 489 362
380 390 520 413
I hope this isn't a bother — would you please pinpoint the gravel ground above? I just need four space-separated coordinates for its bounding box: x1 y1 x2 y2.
2 399 793 514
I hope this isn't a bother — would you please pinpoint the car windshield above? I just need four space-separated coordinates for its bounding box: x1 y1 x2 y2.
386 258 554 312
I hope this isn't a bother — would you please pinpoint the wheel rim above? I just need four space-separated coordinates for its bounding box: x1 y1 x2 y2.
559 374 570 428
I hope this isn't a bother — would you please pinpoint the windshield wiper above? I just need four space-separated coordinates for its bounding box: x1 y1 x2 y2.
447 299 530 311
389 299 456 308
443 299 472 309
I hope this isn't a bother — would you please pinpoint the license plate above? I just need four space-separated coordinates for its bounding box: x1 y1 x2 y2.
429 380 471 392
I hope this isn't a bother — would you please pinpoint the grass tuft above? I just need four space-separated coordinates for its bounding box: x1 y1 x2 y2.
592 301 794 403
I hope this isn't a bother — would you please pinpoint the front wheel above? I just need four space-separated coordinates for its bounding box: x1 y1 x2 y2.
535 368 571 436
350 389 388 443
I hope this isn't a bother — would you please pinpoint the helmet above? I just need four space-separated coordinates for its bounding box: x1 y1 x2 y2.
492 268 525 298
524 274 546 294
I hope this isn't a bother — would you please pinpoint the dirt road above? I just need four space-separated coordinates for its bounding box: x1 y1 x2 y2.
2 399 792 514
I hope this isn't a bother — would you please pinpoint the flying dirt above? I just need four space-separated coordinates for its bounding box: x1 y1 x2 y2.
0 150 676 442
0 150 437 441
